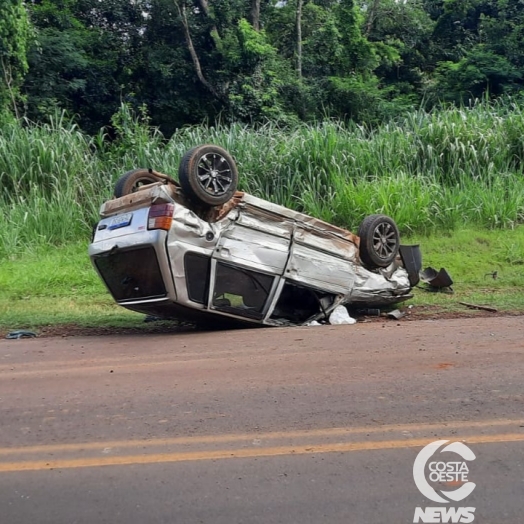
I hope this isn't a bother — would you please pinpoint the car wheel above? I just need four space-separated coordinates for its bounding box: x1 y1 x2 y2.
114 169 161 198
178 145 239 207
358 214 400 269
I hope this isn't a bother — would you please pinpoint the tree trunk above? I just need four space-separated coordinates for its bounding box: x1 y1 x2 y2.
365 0 381 36
175 0 220 100
0 56 20 119
195 0 209 16
251 0 261 31
194 0 221 46
296 0 303 78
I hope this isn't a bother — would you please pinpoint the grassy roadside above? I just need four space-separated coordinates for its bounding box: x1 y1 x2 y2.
405 228 524 313
0 242 143 333
1 227 523 335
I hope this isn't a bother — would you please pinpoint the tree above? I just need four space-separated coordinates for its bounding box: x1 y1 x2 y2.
0 0 30 120
428 0 524 103
265 0 386 122
296 0 303 78
359 0 435 108
130 0 216 134
23 0 146 133
433 48 521 102
149 0 293 124
321 0 383 121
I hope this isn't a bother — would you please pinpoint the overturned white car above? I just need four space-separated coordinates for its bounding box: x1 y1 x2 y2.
88 145 420 327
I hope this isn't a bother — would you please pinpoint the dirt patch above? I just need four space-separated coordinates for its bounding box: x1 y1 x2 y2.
1 321 196 340
435 362 454 370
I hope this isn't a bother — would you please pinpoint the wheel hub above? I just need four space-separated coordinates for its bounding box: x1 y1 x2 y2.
373 223 397 259
197 154 232 195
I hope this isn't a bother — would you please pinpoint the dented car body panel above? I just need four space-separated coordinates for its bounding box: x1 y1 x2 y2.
89 181 414 327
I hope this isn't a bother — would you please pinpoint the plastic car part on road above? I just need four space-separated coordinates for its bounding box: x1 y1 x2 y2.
5 330 37 339
178 145 239 207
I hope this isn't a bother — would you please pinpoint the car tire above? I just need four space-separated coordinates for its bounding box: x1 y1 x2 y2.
178 145 239 207
114 169 161 198
358 214 400 269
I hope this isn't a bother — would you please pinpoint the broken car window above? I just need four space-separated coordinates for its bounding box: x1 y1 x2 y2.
212 263 274 320
94 247 167 301
270 282 334 323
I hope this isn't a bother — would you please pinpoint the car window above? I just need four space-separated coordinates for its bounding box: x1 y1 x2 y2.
94 247 166 301
212 262 274 320
270 282 333 323
185 253 211 304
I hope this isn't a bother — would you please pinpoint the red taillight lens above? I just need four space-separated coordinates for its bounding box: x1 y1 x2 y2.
148 203 174 231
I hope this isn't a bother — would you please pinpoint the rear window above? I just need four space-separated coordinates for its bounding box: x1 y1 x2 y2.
94 247 166 301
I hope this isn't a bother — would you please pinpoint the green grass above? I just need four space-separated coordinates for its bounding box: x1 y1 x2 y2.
1 228 523 335
405 228 524 313
0 242 145 332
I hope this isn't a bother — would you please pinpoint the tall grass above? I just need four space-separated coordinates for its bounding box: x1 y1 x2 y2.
0 114 115 257
2 100 524 258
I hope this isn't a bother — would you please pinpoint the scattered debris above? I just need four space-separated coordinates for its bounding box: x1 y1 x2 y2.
387 309 406 320
328 306 357 325
354 308 381 317
420 267 454 292
459 302 498 313
399 245 422 286
306 320 322 327
5 330 37 340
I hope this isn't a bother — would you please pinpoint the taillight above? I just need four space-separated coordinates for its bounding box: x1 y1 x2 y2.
148 203 174 231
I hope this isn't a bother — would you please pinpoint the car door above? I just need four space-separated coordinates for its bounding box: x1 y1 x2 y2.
283 226 357 295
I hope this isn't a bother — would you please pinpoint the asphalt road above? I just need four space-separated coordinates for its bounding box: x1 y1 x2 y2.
1 317 523 524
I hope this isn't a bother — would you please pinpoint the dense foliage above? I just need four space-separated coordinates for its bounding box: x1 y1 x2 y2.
0 0 523 132
0 0 30 123
1 100 524 257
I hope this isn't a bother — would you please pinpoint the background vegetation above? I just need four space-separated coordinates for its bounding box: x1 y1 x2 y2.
2 99 524 258
1 0 524 133
2 0 523 257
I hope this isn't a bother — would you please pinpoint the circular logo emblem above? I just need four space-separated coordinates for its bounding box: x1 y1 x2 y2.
413 440 476 503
